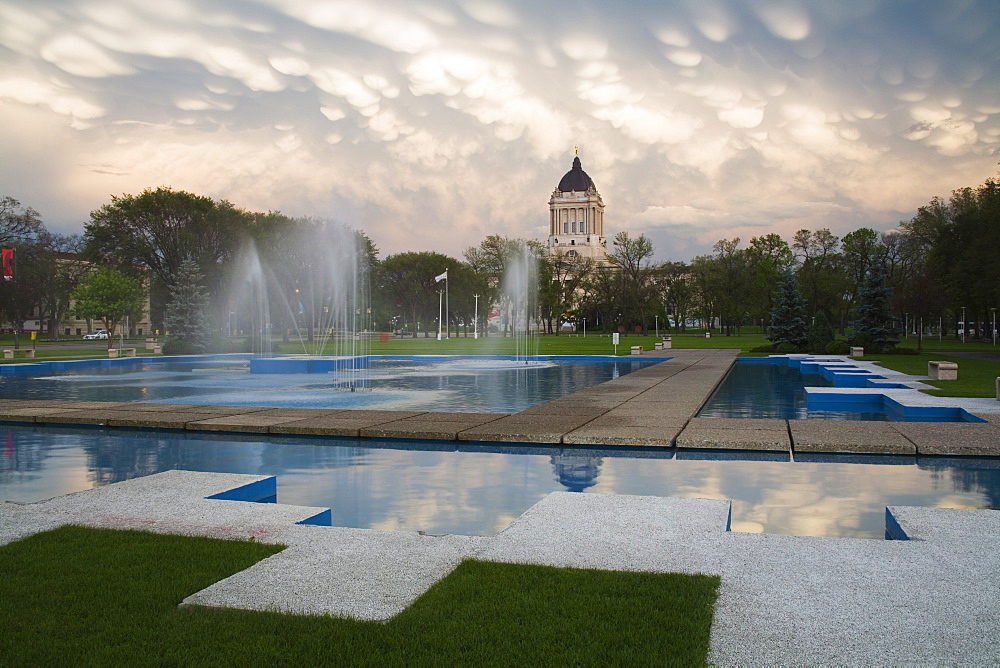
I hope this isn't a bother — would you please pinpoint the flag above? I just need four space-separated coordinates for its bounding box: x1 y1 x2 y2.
1 249 12 281
435 269 447 282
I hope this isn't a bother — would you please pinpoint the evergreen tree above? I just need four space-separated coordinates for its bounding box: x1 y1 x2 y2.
850 267 899 353
766 270 808 350
807 310 836 354
163 257 212 352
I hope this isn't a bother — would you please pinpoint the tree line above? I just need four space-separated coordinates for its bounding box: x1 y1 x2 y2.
0 174 996 350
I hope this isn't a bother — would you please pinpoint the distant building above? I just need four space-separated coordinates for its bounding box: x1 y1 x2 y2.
19 253 153 338
546 153 609 264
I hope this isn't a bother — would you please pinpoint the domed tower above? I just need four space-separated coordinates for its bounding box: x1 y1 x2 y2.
547 152 608 264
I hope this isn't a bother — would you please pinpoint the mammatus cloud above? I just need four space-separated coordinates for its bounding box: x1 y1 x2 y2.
0 0 997 261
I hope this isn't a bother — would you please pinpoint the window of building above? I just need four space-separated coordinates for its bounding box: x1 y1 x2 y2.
572 222 576 233
567 250 578 257
563 222 568 233
64 328 70 336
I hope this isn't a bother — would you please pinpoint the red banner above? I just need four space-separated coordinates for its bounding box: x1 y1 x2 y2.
1 249 12 281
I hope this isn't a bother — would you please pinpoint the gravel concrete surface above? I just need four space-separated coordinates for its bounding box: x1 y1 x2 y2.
3 472 998 664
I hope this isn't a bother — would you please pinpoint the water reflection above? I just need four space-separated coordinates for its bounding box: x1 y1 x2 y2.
1 424 997 539
550 452 603 492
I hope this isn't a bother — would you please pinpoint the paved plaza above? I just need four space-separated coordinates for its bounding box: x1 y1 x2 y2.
2 349 999 663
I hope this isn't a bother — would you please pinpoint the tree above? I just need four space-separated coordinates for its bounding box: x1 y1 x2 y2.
29 233 89 340
377 251 461 337
747 234 795 329
540 250 592 335
607 231 657 334
885 229 948 350
807 310 836 354
163 257 213 352
706 238 751 335
850 267 899 353
579 264 618 334
71 267 146 348
463 235 522 333
654 261 694 332
792 228 847 321
0 195 47 344
0 195 45 246
902 176 1000 337
83 187 247 328
766 270 809 350
840 228 886 332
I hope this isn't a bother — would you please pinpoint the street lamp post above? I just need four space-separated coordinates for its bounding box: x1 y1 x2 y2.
962 306 966 344
474 294 479 339
904 313 908 339
582 317 586 338
993 307 997 346
655 315 659 338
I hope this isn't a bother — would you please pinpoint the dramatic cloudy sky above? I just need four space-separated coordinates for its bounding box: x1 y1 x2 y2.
1 0 998 261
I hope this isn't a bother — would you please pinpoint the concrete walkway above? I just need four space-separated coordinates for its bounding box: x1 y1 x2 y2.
2 471 998 664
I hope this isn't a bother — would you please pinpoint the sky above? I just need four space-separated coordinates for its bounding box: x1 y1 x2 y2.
1 0 998 262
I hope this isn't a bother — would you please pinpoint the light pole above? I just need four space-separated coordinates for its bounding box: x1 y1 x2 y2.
655 315 659 338
474 294 479 339
993 307 997 346
961 306 966 344
582 317 586 337
904 313 908 339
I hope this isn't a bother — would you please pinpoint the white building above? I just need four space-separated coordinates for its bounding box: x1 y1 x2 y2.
546 154 609 264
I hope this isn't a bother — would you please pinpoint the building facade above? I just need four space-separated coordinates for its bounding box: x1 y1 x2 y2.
546 154 609 264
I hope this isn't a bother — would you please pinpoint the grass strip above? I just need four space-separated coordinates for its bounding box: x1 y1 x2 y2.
868 354 1000 398
1 525 719 666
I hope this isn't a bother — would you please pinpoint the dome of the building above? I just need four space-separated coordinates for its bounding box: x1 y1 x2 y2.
557 156 595 192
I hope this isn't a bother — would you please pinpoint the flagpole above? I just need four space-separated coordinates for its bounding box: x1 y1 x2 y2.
437 289 442 341
445 268 449 339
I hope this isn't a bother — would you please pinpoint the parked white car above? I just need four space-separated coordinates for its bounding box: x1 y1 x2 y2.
83 330 109 340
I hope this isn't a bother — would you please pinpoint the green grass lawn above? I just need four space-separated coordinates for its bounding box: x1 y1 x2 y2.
274 332 772 356
1 526 719 666
867 354 1000 398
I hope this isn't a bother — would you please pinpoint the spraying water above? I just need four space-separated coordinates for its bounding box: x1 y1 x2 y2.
225 221 372 391
500 244 540 363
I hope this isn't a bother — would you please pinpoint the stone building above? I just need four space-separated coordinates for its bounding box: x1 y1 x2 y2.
546 153 609 264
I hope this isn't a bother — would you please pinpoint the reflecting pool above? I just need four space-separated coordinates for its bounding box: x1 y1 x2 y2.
0 355 655 413
698 361 838 419
2 424 997 539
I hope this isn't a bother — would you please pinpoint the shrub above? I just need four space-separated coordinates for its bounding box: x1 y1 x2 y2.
825 340 850 355
849 332 880 354
161 338 198 355
204 336 255 354
882 345 918 355
750 344 778 353
775 342 800 354
807 311 836 354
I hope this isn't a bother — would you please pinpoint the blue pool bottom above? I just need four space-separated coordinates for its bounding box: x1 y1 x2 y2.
699 356 983 423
